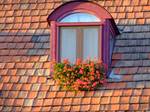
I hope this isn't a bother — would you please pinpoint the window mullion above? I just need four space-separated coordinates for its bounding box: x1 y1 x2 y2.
76 27 83 60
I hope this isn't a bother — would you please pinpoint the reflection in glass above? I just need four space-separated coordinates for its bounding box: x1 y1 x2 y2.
60 12 100 22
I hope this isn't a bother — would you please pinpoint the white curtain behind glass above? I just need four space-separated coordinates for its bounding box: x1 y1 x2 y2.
61 28 76 63
83 28 99 60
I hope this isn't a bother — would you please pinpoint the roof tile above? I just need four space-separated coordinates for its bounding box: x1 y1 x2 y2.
1 91 8 98
0 99 4 105
123 0 130 6
71 105 80 111
2 83 13 90
66 91 75 97
91 98 100 104
12 84 22 90
130 96 139 103
1 76 10 83
90 105 100 111
40 84 49 91
37 76 46 83
110 104 119 110
33 99 43 106
53 98 63 106
24 99 34 106
120 96 130 103
103 90 113 96
133 89 142 95
2 106 12 112
19 76 28 83
37 91 47 98
46 92 56 98
120 104 129 110
129 104 139 110
31 107 41 112
28 76 38 83
72 98 81 105
140 0 148 5
4 99 14 106
110 97 120 104
100 97 110 104
105 1 113 6
139 104 149 110
133 6 142 12
21 84 32 91
41 107 51 111
18 91 28 98
123 89 132 96
135 12 143 18
143 89 150 95
75 91 85 97
56 91 66 98
81 98 91 105
80 105 90 111
63 98 72 106
31 84 41 91
125 6 133 12
143 6 150 11
14 99 24 106
43 99 53 106
12 107 22 112
140 96 149 103
61 106 71 111
137 19 145 24
28 91 38 98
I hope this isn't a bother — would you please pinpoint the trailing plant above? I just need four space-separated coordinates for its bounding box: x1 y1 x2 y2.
52 59 107 91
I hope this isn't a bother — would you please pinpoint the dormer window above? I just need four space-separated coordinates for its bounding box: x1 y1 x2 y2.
48 1 119 74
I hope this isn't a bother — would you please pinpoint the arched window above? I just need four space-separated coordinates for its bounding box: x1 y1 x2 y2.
59 12 101 22
48 1 119 73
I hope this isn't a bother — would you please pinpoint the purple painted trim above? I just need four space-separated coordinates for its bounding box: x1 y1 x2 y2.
48 1 120 75
47 1 112 23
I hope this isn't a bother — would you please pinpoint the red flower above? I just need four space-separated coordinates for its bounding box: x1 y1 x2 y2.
92 82 98 87
79 68 84 74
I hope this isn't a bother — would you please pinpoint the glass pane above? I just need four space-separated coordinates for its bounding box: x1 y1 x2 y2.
60 28 76 63
83 27 99 60
60 12 100 22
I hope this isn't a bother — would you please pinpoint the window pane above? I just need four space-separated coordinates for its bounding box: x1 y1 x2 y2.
83 27 99 60
60 12 100 22
60 28 76 63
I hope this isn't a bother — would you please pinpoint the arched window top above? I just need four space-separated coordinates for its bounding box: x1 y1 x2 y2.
59 12 101 22
48 1 113 22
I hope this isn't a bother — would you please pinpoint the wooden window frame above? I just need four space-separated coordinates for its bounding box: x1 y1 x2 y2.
59 26 102 62
48 1 119 75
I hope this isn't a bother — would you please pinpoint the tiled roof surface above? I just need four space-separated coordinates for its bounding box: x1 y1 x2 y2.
0 0 150 111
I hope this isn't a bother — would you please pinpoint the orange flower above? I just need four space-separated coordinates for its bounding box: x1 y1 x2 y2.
76 58 81 65
90 61 94 67
63 59 69 64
